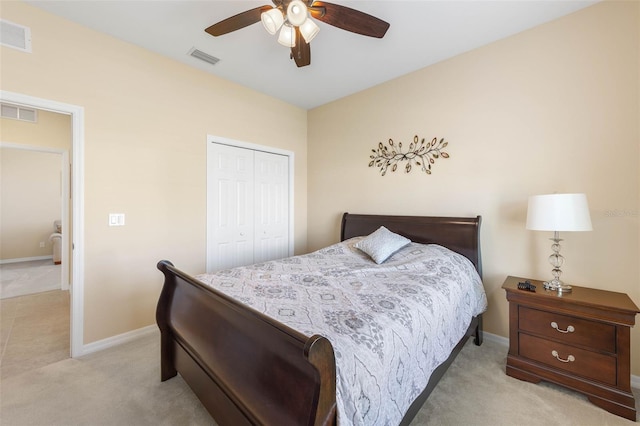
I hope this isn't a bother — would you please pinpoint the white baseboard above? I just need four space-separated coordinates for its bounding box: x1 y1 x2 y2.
77 326 640 391
0 255 53 264
483 331 508 347
482 331 640 390
79 324 157 357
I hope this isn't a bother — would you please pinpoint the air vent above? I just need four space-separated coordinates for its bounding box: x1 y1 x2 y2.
1 103 37 123
0 19 31 53
188 47 220 66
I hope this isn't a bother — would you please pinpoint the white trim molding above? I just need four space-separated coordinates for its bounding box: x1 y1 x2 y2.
0 90 85 358
70 327 640 389
0 255 53 264
483 331 509 347
80 325 157 356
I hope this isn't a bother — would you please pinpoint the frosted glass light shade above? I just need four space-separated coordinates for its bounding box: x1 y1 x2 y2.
299 18 319 43
278 24 296 47
287 0 308 27
261 8 284 35
526 193 592 232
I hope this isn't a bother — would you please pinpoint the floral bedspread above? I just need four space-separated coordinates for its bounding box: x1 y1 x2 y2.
196 238 487 425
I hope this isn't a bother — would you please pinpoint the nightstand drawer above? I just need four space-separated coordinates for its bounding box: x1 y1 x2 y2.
519 333 617 386
519 306 615 353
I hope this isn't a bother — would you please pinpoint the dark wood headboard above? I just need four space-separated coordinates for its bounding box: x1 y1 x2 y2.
340 213 482 277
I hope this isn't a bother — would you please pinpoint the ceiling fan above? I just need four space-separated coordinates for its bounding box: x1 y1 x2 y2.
205 1 390 68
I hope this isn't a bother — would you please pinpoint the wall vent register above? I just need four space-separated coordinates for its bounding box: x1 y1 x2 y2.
1 103 37 122
188 47 220 66
0 19 31 52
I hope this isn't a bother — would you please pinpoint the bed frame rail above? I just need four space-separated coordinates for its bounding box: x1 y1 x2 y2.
156 260 337 426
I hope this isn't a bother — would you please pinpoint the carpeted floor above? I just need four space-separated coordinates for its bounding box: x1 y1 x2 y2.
1 332 637 425
414 338 639 425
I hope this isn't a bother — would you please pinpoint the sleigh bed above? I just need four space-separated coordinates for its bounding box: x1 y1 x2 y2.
156 213 486 425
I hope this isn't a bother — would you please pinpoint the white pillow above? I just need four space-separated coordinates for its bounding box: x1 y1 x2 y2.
355 226 411 264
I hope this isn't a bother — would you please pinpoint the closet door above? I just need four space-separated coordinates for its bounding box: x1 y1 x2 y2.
208 143 255 271
207 142 290 272
254 151 289 263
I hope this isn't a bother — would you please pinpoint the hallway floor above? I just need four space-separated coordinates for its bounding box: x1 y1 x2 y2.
0 290 70 379
0 259 62 299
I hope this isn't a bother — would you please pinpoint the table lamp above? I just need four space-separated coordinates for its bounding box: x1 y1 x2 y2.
526 193 592 293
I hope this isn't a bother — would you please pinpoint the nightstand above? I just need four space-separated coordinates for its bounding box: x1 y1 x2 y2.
502 276 639 421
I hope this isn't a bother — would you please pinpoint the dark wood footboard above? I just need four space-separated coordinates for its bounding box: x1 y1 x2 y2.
156 260 337 425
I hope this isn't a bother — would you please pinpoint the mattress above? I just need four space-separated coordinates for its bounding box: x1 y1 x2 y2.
196 237 487 425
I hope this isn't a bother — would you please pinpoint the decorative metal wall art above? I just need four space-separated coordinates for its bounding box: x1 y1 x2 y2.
369 135 449 176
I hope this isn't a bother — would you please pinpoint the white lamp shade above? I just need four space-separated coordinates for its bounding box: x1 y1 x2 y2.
526 193 593 232
287 0 308 27
299 18 319 43
278 24 296 47
261 8 284 35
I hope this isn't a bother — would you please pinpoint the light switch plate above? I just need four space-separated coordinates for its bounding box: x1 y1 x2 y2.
109 213 125 226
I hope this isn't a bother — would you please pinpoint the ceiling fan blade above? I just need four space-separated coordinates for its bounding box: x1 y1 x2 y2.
309 1 389 38
205 5 273 37
291 27 311 67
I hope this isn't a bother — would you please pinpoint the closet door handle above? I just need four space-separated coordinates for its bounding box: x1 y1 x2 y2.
551 350 575 363
551 321 575 333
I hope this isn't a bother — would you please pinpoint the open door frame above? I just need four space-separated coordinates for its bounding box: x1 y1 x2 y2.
1 90 85 357
0 143 70 290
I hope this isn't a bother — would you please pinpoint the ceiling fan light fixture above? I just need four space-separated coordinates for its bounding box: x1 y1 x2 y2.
287 0 308 27
261 8 284 35
299 18 319 43
277 23 296 47
205 1 390 68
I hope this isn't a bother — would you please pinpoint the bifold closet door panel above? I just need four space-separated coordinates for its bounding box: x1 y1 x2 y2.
208 143 255 271
207 142 290 272
254 150 289 264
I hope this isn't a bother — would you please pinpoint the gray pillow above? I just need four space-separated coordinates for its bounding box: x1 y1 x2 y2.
355 226 411 264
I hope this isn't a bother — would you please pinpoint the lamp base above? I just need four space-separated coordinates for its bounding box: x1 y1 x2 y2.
543 231 571 294
543 279 572 293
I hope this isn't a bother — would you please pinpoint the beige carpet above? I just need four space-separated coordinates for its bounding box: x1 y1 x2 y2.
0 332 637 425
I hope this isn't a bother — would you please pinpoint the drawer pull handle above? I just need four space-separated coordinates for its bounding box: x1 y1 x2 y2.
551 350 575 363
550 321 575 333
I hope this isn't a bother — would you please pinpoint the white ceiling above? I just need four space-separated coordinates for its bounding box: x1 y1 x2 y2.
26 0 598 109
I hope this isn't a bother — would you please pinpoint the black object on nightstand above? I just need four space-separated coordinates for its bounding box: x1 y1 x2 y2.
517 280 536 292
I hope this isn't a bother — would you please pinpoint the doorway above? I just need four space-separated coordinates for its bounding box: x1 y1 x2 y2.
0 144 69 294
0 90 85 357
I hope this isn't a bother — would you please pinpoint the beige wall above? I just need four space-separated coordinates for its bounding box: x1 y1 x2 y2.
308 1 640 374
0 2 308 343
